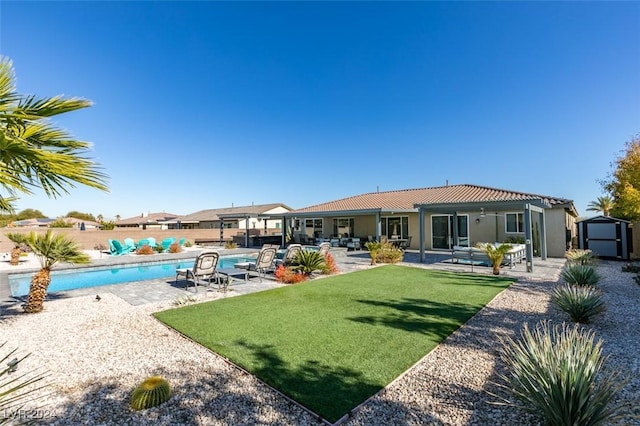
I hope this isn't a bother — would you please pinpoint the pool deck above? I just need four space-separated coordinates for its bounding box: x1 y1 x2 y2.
0 247 565 310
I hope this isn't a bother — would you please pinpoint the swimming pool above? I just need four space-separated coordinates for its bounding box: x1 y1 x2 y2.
8 255 256 297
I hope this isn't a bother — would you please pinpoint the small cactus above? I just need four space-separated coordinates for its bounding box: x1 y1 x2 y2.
130 376 171 410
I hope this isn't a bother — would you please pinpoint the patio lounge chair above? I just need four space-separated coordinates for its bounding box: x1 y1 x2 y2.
175 251 220 292
161 237 176 251
123 238 136 252
247 247 277 282
109 239 129 256
275 244 302 268
317 242 331 257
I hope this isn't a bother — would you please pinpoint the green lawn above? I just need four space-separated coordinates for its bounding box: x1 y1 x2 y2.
154 265 513 422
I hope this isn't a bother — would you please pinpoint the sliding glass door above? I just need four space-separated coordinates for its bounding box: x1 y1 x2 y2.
431 215 469 249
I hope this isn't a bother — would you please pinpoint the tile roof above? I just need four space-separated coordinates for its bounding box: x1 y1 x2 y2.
116 212 180 225
294 184 574 213
176 203 292 222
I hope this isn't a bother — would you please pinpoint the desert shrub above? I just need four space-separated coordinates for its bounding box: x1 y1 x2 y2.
324 253 339 274
100 221 115 230
561 264 600 286
94 242 108 251
168 242 182 253
364 240 383 265
154 245 165 253
130 376 171 410
48 218 73 228
621 263 640 273
375 240 403 264
274 265 308 284
173 295 197 306
566 249 597 265
136 245 155 255
183 240 193 247
494 321 628 426
290 250 326 276
225 241 238 249
552 284 605 323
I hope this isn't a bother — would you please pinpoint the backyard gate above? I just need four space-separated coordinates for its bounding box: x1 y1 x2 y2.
577 216 632 260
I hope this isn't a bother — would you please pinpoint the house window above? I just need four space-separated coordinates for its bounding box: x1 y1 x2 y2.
304 218 323 237
381 216 409 238
332 218 354 237
505 213 524 233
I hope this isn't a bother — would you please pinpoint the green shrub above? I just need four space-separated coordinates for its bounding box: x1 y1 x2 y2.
224 241 238 249
183 240 193 247
503 236 525 244
566 249 597 265
494 321 628 426
561 264 600 286
47 218 73 228
552 284 605 323
100 221 116 230
130 376 171 410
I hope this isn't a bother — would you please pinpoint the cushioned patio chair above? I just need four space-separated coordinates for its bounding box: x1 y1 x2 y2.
317 242 331 257
274 244 303 268
247 247 277 282
175 251 220 292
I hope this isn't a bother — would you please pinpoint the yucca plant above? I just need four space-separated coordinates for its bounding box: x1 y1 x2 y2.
290 250 327 276
364 240 382 265
0 343 49 423
552 284 605 323
561 264 600 286
566 249 597 265
493 321 628 426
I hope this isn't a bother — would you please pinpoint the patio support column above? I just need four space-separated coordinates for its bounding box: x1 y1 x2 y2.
281 215 286 247
452 212 459 247
539 210 547 260
245 215 250 248
376 211 381 242
219 220 224 246
524 203 534 273
419 208 425 262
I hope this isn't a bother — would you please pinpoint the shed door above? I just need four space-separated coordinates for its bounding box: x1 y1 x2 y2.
584 222 622 258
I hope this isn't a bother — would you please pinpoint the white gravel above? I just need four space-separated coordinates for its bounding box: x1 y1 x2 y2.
1 260 638 425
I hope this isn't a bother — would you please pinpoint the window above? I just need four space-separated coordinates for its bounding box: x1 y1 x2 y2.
380 216 409 238
505 213 524 233
332 218 354 237
304 218 323 237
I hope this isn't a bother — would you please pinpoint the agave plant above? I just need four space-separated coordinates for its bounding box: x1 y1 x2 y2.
494 321 628 425
6 230 90 313
561 264 600 287
290 250 327 276
552 284 605 323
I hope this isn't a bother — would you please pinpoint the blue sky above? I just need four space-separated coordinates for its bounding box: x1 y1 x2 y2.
1 1 638 220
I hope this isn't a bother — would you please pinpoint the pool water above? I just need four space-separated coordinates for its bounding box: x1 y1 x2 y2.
8 256 256 297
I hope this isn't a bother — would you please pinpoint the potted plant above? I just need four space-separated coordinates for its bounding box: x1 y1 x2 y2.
478 243 512 275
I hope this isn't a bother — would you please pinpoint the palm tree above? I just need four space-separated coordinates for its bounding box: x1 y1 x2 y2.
0 56 108 213
6 231 90 313
478 243 513 275
586 196 614 216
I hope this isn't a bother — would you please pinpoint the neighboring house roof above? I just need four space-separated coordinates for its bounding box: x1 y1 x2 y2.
175 203 293 223
9 218 55 227
62 217 101 228
116 212 180 226
294 184 577 215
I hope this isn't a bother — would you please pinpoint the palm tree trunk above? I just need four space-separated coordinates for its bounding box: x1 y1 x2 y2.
24 268 51 313
10 246 21 265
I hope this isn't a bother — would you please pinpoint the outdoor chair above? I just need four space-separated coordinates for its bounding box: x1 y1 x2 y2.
108 239 128 256
275 244 302 268
123 238 137 252
247 247 277 282
175 251 220 292
317 242 331 257
161 237 176 251
346 238 361 251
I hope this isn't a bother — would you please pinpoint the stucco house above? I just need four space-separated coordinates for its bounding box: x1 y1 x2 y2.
282 184 578 261
115 212 180 230
167 203 292 231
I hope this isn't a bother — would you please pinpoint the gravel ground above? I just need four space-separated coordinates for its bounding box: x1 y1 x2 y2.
1 260 638 425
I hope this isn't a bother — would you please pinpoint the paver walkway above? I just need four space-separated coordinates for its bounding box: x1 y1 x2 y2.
0 247 565 309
